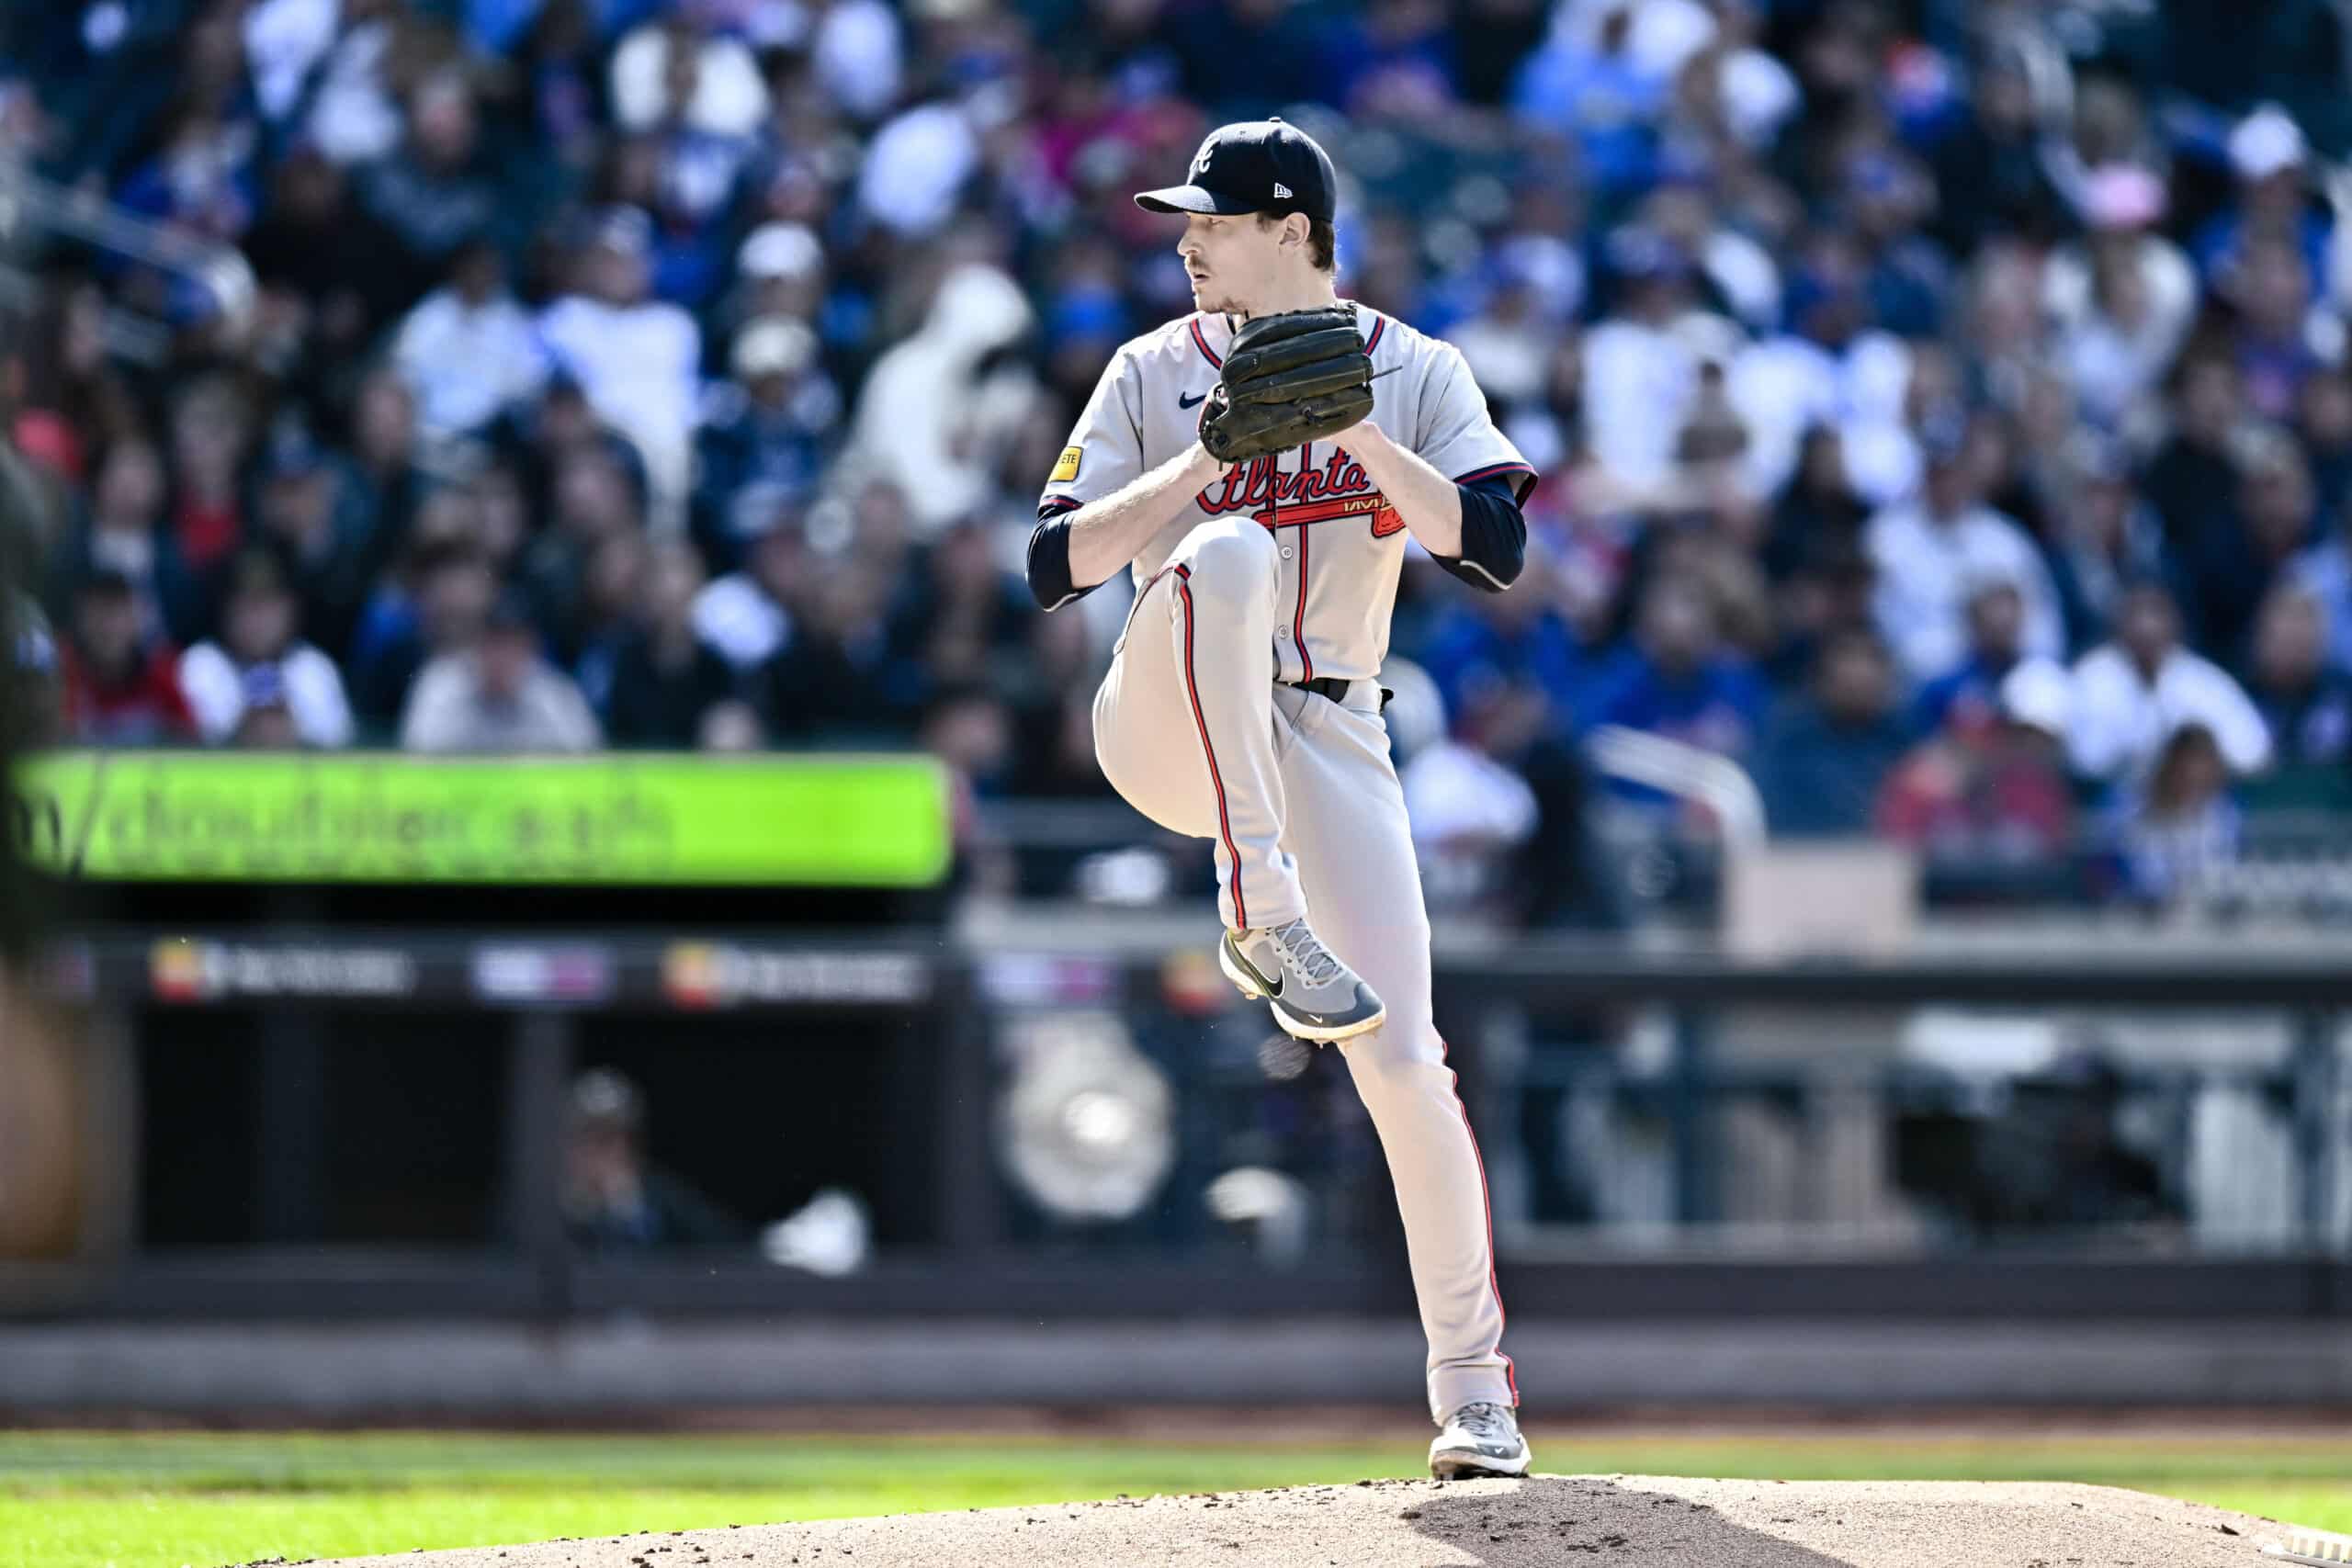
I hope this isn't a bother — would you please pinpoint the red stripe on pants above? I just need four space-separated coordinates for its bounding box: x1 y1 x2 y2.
1442 1038 1518 1406
1173 565 1247 931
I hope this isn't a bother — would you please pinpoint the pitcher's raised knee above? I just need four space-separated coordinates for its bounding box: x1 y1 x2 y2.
1175 516 1279 606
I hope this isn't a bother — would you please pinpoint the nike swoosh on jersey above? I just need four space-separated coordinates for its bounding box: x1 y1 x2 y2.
1179 390 1207 408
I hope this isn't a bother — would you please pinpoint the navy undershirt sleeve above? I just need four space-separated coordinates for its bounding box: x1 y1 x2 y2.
1026 499 1087 611
1034 473 1526 607
1430 472 1528 592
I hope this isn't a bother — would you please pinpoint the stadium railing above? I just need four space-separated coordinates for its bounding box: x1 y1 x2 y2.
4 926 2343 1325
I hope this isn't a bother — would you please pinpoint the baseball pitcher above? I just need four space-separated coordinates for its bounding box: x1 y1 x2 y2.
1027 118 1535 1478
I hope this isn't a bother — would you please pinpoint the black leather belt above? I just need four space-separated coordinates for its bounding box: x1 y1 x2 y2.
1283 675 1354 703
1281 676 1392 712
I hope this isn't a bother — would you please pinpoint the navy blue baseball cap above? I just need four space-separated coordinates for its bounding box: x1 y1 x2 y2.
1136 117 1337 224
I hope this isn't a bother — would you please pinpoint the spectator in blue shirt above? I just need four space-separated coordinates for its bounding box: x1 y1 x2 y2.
1419 577 1616 739
2245 581 2352 768
1844 150 1949 340
1588 575 1768 761
1509 5 1666 199
354 70 509 310
1754 627 1916 836
1913 578 2027 738
692 317 839 573
2189 106 2334 309
2291 370 2352 521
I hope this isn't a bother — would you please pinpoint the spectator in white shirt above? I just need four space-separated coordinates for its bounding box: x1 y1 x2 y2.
392 240 544 446
2109 722 2243 904
1580 227 1717 494
401 592 602 754
855 100 979 238
732 221 827 336
179 549 354 749
2044 166 2196 432
842 264 1037 536
1451 233 1586 411
1866 418 2064 685
1402 679 1545 913
608 18 768 136
2042 164 2197 341
693 510 814 673
1452 268 1565 410
535 207 701 526
1642 177 1781 333
1726 231 1911 502
2054 219 2194 434
811 0 905 124
2064 581 2273 782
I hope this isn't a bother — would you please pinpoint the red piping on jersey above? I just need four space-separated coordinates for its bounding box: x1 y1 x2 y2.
1250 492 1395 529
1038 493 1083 516
1292 442 1312 682
1173 565 1246 931
1271 309 1385 677
1454 461 1538 505
1441 1035 1519 1407
1189 317 1223 369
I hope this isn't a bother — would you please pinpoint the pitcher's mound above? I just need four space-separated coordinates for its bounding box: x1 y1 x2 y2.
311 1474 2290 1567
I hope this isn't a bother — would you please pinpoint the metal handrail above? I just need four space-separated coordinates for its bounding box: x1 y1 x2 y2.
0 157 255 335
974 731 1775 860
1582 724 1768 852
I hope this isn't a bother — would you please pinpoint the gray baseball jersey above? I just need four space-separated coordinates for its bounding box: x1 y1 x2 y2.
1038 306 1534 682
1039 303 1532 1424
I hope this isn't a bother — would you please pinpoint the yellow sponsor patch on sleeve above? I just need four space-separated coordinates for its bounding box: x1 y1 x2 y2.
1050 446 1083 483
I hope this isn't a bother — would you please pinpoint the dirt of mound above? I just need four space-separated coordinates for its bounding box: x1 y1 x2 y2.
301 1474 2289 1568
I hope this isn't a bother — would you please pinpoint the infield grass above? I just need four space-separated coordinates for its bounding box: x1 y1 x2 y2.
2 1427 2346 1568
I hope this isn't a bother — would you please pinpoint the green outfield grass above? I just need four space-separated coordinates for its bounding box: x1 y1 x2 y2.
2 1427 2346 1568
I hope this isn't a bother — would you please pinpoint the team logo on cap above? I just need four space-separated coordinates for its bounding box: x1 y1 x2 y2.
1192 150 1214 180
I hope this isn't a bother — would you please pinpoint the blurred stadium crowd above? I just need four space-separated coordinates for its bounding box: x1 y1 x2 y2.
5 0 2352 919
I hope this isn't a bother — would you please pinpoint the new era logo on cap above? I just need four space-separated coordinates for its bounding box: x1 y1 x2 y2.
1272 182 1292 198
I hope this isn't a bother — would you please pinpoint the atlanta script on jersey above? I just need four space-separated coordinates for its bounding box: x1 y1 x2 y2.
1037 306 1534 683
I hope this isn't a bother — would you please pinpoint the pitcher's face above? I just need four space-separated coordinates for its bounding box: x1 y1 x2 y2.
1178 212 1288 317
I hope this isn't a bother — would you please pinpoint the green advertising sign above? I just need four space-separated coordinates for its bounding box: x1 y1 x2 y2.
12 750 951 886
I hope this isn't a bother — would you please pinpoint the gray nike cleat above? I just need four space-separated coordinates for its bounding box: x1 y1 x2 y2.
1217 918 1386 1043
1429 1401 1532 1480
